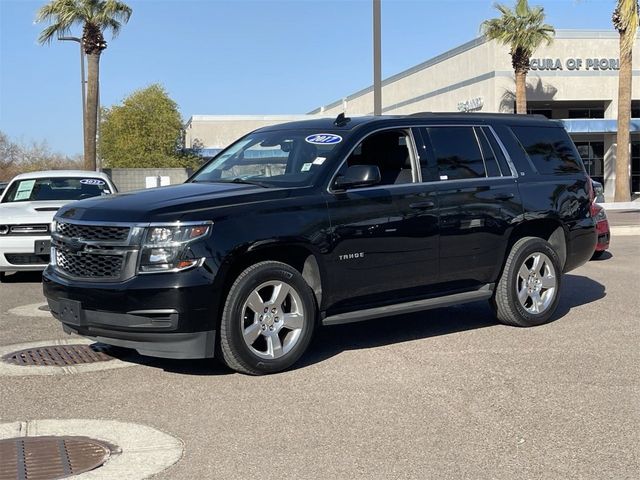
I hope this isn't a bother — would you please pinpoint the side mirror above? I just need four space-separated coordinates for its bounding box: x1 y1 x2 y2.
334 165 381 190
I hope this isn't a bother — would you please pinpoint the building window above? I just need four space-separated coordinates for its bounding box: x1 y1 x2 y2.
527 109 552 119
632 107 640 118
632 142 640 193
568 108 605 119
575 142 605 186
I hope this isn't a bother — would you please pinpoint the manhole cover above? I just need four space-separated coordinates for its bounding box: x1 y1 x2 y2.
2 344 114 367
0 436 111 480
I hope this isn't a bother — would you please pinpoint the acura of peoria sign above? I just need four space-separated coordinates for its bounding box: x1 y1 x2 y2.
531 57 620 71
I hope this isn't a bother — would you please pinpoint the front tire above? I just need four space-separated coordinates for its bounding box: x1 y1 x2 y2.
491 237 562 327
219 261 316 375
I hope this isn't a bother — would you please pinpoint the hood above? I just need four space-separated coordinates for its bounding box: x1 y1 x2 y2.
0 200 67 224
55 182 298 223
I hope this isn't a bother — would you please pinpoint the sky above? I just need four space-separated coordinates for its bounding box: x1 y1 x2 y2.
0 0 620 156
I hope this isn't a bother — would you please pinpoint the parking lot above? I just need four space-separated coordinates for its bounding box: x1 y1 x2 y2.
1 233 638 479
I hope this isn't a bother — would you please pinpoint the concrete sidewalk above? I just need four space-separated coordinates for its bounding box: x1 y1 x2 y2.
604 209 640 236
599 200 640 211
610 225 640 236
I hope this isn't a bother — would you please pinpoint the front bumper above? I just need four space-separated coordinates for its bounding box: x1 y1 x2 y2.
43 264 219 359
0 235 50 272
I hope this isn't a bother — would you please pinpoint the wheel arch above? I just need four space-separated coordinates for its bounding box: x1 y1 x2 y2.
218 242 325 316
508 219 567 270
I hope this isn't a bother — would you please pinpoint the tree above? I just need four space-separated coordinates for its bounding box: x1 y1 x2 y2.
481 0 555 114
613 0 639 202
99 84 200 169
36 0 132 171
0 131 83 181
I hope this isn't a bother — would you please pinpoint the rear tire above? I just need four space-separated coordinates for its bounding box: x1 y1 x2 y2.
491 237 562 327
219 261 316 375
0 272 5 283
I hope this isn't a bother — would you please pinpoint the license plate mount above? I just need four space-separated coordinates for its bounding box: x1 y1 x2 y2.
58 299 84 326
34 240 51 255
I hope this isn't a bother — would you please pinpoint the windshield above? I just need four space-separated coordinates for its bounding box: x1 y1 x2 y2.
1 177 113 203
191 130 344 187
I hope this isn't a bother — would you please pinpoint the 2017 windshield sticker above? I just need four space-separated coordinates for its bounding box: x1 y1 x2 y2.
305 134 342 145
80 179 105 186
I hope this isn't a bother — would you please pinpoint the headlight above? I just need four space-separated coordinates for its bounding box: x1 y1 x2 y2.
595 208 607 222
0 225 8 235
138 222 211 273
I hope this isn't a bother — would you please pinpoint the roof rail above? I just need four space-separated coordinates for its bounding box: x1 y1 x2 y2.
406 111 433 117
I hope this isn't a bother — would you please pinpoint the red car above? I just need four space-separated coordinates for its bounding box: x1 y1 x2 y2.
592 203 610 259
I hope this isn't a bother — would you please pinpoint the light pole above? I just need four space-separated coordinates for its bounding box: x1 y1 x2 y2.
373 0 382 115
58 36 86 160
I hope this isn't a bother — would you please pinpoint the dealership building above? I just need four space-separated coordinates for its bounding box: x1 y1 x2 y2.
185 29 639 200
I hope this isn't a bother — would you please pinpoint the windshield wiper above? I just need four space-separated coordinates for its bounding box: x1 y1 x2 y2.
192 178 270 187
219 178 271 188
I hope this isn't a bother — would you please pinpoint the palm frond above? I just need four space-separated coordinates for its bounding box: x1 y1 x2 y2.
37 23 70 44
35 0 85 44
89 0 132 36
614 0 639 55
481 0 554 57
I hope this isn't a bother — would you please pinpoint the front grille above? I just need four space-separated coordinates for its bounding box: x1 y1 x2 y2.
0 224 49 235
10 224 49 234
56 249 123 279
57 222 130 242
5 253 50 265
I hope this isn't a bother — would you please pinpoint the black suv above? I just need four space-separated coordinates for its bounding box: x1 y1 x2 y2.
43 114 597 374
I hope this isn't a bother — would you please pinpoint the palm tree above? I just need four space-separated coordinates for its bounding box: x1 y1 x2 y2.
481 0 555 114
36 0 132 171
613 0 638 202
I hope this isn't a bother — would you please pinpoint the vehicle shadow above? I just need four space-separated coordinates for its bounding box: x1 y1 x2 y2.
104 346 232 376
106 273 605 375
590 251 613 261
298 273 605 370
553 273 606 318
0 272 43 283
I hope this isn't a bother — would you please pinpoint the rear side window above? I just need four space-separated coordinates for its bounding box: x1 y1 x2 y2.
424 126 485 180
476 128 502 177
480 127 512 176
510 126 583 175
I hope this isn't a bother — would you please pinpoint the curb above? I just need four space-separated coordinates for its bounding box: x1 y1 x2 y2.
610 225 640 236
599 202 640 211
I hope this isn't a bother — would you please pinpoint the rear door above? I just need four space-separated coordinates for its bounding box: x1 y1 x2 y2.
416 125 523 288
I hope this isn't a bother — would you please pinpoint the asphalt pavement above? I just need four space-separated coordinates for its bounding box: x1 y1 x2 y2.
0 236 638 479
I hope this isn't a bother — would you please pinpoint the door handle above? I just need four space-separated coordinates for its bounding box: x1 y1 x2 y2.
409 201 435 210
490 193 515 201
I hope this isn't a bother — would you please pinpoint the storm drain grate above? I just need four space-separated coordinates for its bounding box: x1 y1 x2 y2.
2 344 114 367
0 436 111 480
